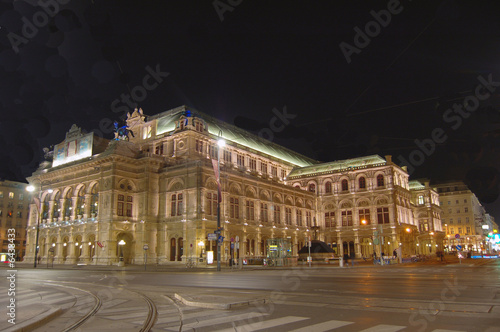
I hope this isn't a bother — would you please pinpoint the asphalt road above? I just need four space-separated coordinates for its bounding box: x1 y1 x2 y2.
2 261 499 331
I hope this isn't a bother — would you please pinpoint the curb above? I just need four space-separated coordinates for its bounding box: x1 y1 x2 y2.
173 293 268 310
1 306 62 332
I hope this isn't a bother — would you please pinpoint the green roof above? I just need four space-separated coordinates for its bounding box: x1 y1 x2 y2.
288 155 387 178
409 180 426 190
150 106 317 167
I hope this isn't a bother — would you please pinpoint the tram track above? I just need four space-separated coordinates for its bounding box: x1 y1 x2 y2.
37 280 158 331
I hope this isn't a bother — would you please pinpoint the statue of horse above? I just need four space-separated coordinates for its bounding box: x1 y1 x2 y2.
114 121 135 141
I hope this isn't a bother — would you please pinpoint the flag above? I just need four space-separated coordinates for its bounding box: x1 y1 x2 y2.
97 241 104 248
211 159 222 202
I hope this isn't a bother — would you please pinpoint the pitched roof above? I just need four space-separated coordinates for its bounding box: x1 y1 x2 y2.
288 155 387 178
150 105 318 167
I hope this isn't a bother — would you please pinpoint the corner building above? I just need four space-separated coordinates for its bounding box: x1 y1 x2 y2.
25 106 429 265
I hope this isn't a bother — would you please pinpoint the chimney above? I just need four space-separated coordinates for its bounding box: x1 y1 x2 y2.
385 155 392 163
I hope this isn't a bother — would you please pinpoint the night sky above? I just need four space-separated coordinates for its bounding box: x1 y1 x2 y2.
1 1 499 218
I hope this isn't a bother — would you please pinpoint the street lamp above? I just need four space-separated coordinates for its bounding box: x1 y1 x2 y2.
216 131 225 272
26 185 41 268
118 240 126 266
198 240 204 259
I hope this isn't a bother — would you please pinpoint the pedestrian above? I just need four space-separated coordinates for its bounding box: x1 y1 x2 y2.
350 251 355 266
343 253 349 267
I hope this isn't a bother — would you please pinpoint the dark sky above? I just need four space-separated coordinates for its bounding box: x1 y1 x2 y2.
1 1 500 219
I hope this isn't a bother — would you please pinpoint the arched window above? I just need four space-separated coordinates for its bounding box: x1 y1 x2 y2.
76 187 85 216
43 194 51 219
90 185 99 215
359 177 366 189
341 179 348 191
308 183 316 193
325 182 332 194
377 174 385 187
64 190 72 217
171 193 183 216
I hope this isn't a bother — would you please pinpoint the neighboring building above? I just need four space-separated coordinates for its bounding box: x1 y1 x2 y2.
0 179 33 260
434 181 488 252
409 180 444 255
24 106 444 265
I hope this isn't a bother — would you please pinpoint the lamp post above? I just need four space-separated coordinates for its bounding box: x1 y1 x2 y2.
216 132 225 272
118 239 126 266
198 240 204 259
26 185 41 268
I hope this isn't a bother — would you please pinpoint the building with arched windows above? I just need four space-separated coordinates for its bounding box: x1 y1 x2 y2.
24 106 444 265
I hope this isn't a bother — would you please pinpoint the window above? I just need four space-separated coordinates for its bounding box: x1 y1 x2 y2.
466 227 471 234
230 197 239 219
341 210 353 226
206 193 218 217
418 195 424 205
448 209 451 213
271 166 277 177
325 182 332 194
7 202 13 208
466 217 469 223
17 203 23 209
237 154 245 167
126 196 133 217
458 227 462 234
249 158 257 171
195 121 204 132
377 207 389 224
296 209 303 226
117 194 124 216
16 211 22 218
285 207 292 225
450 227 454 234
456 200 459 204
64 191 72 217
359 209 370 225
0 191 3 198
464 207 468 213
456 208 460 213
457 218 461 224
223 149 231 163
447 201 450 205
449 218 453 224
90 185 99 215
464 199 467 203
308 183 316 193
195 139 204 153
359 177 366 189
171 193 183 216
306 211 312 227
261 203 268 222
209 144 218 159
9 192 14 199
273 205 281 223
260 162 267 174
376 174 384 187
19 194 23 201
76 188 85 216
246 200 255 220
155 144 163 155
325 211 335 228
281 169 286 179
341 179 348 191
143 125 152 139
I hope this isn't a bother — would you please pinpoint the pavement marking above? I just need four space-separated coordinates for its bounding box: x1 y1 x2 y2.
432 330 466 332
215 316 309 332
359 324 406 332
149 308 228 325
164 312 267 331
288 319 353 331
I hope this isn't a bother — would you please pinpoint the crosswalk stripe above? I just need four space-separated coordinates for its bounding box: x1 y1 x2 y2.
359 324 406 332
288 319 353 332
215 316 309 332
164 312 267 331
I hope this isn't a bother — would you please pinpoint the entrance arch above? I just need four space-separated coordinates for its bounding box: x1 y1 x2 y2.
116 233 134 264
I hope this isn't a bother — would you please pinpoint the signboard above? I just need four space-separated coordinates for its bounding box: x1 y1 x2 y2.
143 244 149 250
456 245 462 250
218 236 224 244
208 233 217 241
207 251 214 264
455 234 460 239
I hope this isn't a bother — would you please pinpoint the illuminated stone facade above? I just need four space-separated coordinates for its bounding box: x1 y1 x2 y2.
25 106 442 265
0 180 33 260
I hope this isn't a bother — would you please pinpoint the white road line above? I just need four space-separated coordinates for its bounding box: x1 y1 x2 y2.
432 330 466 332
215 316 309 332
164 312 267 331
288 319 354 332
147 309 228 325
359 324 406 332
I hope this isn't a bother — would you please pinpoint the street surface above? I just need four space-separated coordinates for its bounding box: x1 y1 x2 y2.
1 259 499 332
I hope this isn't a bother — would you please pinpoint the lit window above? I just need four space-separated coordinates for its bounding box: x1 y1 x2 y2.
9 192 14 199
418 195 424 205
